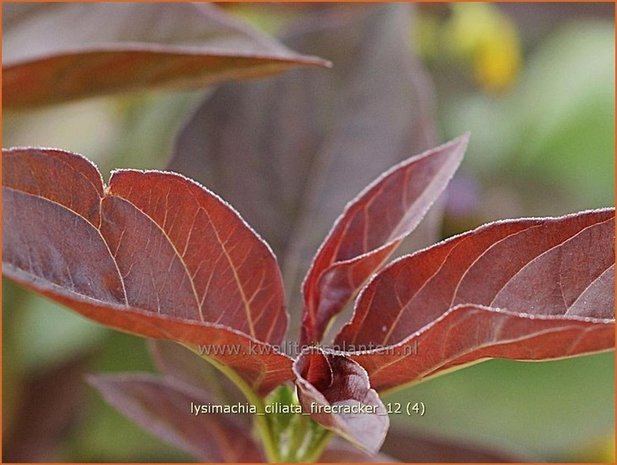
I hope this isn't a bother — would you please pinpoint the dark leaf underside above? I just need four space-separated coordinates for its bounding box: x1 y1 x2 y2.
3 2 328 107
169 4 441 338
88 374 262 462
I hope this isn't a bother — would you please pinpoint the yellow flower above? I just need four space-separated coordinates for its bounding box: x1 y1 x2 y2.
443 3 522 93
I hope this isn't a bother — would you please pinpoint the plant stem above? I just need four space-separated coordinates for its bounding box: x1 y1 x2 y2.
185 345 335 463
284 413 309 461
302 430 333 463
186 346 281 462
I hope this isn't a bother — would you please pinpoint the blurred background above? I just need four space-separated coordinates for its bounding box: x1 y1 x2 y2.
3 2 614 462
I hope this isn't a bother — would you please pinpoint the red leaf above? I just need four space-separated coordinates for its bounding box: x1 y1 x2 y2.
301 134 468 345
293 348 389 453
335 209 615 392
3 147 292 395
3 3 328 108
88 374 262 462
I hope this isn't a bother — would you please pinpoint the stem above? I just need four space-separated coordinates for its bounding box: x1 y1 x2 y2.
186 346 281 462
185 345 335 463
283 413 333 462
255 405 281 462
283 413 310 462
302 430 333 463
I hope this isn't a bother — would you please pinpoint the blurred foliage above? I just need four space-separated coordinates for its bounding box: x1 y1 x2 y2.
3 98 119 165
512 22 614 208
67 332 192 462
387 353 614 461
2 3 614 462
230 3 300 36
400 8 614 462
2 281 25 435
441 20 614 222
11 287 105 373
418 3 522 92
2 281 189 461
433 30 612 251
3 90 199 175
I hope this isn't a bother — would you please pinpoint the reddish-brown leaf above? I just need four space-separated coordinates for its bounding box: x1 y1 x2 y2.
351 303 615 394
2 3 328 108
88 374 262 462
168 4 441 337
335 209 615 392
301 134 468 345
3 147 292 395
293 348 388 453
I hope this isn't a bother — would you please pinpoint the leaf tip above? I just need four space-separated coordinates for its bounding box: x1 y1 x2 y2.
451 131 471 155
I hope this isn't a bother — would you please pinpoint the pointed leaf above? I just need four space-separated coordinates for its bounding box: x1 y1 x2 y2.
3 147 292 395
168 4 441 336
352 303 615 394
301 135 468 345
335 209 615 391
293 348 389 453
3 3 328 108
88 374 262 462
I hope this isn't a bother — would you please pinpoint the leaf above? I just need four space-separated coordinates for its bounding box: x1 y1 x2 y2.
2 147 292 395
301 134 468 345
149 340 247 410
293 347 389 453
380 427 530 462
88 374 262 462
2 2 328 108
3 352 94 461
168 4 441 335
336 209 615 392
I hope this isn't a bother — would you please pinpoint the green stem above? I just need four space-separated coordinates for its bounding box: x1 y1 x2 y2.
186 346 281 462
285 414 310 461
291 416 309 450
302 430 333 463
184 345 335 463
